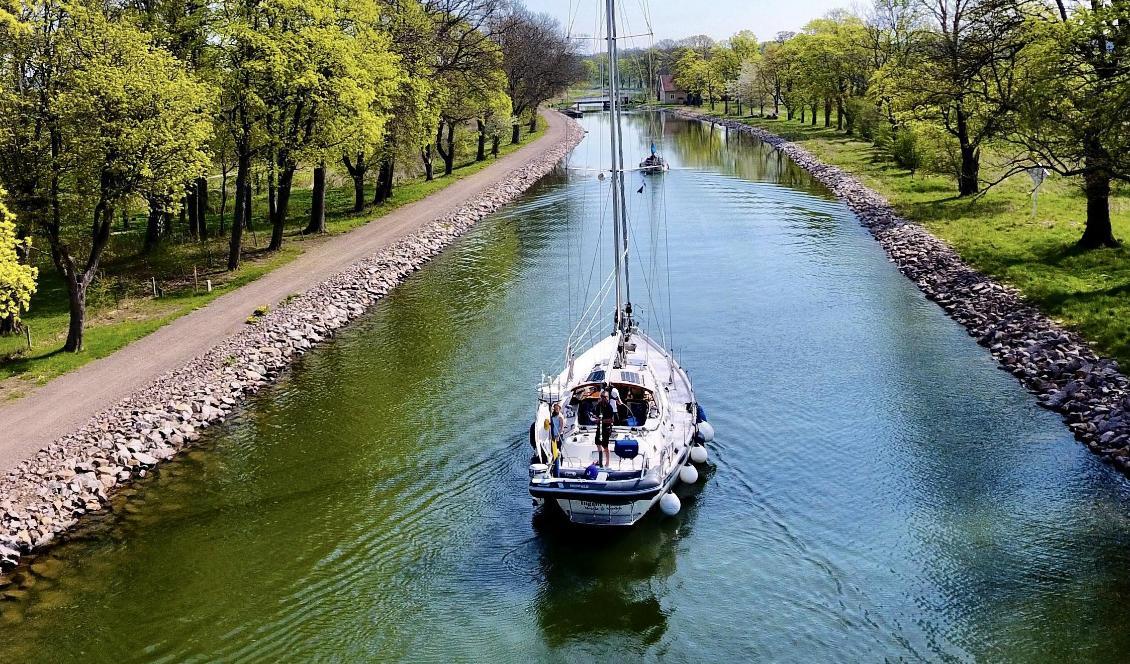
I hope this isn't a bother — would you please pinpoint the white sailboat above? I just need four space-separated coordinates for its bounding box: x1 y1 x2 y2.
527 0 712 526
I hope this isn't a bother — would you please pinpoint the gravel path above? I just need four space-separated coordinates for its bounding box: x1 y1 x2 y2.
0 112 568 475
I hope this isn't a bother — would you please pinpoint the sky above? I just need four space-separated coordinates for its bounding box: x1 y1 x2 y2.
520 0 852 50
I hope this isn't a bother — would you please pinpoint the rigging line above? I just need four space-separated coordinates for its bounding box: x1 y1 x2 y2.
571 32 653 40
569 272 617 350
567 270 616 352
635 0 654 36
579 171 611 319
565 0 582 39
662 149 674 353
624 200 667 350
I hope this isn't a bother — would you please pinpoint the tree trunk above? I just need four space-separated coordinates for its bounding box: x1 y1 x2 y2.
492 135 500 157
186 183 199 238
219 169 229 234
242 175 252 230
304 163 326 234
957 144 979 196
528 110 538 132
196 176 208 239
59 201 112 352
143 199 163 253
64 275 88 352
836 97 844 130
810 103 817 126
1079 139 1119 248
422 144 434 181
477 119 487 161
799 106 805 123
955 108 979 197
267 155 277 224
824 98 831 127
724 98 729 115
268 163 294 251
511 122 521 144
374 157 393 204
343 152 366 212
228 142 250 271
443 122 455 176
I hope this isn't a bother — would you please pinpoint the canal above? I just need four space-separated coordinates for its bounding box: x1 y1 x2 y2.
3 111 1130 662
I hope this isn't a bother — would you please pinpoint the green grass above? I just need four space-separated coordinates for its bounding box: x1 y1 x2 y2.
0 124 546 397
690 104 1130 366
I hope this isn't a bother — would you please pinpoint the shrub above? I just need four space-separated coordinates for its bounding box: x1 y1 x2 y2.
888 126 922 172
847 98 882 142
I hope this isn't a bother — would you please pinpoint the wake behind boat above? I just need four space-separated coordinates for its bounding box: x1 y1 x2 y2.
526 0 711 527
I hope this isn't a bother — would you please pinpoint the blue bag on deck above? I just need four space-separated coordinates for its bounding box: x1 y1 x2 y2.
614 438 639 460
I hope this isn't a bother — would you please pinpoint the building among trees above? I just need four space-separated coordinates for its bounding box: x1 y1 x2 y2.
656 74 687 104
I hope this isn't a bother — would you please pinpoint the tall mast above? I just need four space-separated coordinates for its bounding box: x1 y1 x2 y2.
604 0 629 331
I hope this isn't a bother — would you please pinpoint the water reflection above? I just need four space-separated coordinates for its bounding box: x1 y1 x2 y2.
531 520 677 652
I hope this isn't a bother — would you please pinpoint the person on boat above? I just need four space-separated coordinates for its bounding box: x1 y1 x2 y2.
604 382 622 422
596 393 615 467
550 402 564 460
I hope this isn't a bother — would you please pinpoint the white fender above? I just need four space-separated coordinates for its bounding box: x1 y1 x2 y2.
679 464 700 484
660 492 681 516
690 445 708 464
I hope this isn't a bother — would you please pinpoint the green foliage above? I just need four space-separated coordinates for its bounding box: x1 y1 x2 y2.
0 190 36 328
847 97 881 141
887 126 921 172
56 5 214 212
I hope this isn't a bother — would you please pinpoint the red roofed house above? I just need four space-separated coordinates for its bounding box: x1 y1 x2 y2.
656 74 687 104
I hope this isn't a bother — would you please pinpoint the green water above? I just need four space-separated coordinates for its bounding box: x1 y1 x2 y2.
4 112 1130 662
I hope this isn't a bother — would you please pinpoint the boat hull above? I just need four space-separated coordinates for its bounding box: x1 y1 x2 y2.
532 443 689 526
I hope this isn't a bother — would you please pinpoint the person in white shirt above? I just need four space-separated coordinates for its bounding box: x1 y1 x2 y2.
604 382 622 424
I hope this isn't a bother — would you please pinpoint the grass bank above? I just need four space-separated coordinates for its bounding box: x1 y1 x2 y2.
0 124 545 398
687 105 1130 366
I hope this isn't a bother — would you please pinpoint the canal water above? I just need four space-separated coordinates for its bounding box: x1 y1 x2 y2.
4 112 1130 662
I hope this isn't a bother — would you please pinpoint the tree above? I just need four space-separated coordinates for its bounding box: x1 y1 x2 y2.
250 0 399 248
419 0 507 177
0 1 213 350
0 189 36 334
709 43 740 112
1004 0 1129 248
496 8 582 144
371 0 438 204
877 0 1027 195
672 48 710 105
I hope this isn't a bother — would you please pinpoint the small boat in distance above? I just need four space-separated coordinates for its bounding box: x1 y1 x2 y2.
639 142 668 173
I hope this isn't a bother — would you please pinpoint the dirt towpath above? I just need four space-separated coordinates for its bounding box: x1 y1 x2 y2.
0 111 568 473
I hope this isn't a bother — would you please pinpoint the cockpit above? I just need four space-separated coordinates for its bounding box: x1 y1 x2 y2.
571 380 657 428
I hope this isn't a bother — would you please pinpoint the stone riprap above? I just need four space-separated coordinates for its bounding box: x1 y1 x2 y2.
0 116 585 572
669 107 1130 471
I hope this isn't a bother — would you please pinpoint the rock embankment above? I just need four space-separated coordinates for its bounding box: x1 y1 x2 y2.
670 107 1130 470
0 115 585 572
